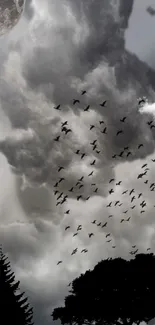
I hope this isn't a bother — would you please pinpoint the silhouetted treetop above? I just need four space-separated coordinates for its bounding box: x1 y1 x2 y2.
0 244 34 325
52 253 155 325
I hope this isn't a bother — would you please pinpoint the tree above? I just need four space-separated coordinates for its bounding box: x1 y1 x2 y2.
0 245 34 325
52 253 155 325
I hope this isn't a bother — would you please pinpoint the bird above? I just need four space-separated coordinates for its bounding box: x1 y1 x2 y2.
77 225 82 231
59 177 65 183
102 222 107 228
126 152 132 157
140 210 145 213
106 233 110 238
112 154 117 158
90 125 95 130
138 193 142 198
81 153 86 159
108 215 113 218
94 188 98 193
61 126 68 133
93 144 97 151
131 205 136 209
81 90 86 95
123 210 128 214
57 193 63 200
138 144 143 149
65 210 70 214
73 99 80 105
54 136 60 142
73 233 78 237
137 173 143 179
115 201 120 206
131 196 135 203
96 150 100 154
147 6 155 16
65 226 70 231
101 127 107 134
99 120 104 125
86 196 90 200
126 217 131 222
112 246 116 248
90 159 96 166
138 99 145 105
109 189 114 194
106 239 112 243
88 171 94 177
54 190 59 195
122 190 128 194
75 149 80 154
84 105 90 111
152 159 155 162
97 222 101 226
100 100 107 107
109 178 115 183
142 163 147 168
129 189 134 195
116 130 123 136
120 219 125 223
88 233 94 238
132 245 136 248
124 146 129 151
107 202 112 207
144 180 148 184
116 181 122 185
78 176 84 182
58 166 64 172
92 220 96 224
69 187 74 192
118 151 124 157
150 124 155 129
54 182 59 188
90 140 97 145
61 121 68 127
77 195 82 201
54 104 61 110
71 248 78 255
65 129 72 134
57 261 62 265
79 184 84 189
147 248 151 251
147 120 153 126
120 117 127 122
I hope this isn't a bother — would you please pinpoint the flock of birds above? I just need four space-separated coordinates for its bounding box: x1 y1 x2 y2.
29 91 155 269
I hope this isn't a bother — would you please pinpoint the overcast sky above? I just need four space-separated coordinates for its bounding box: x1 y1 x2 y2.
1 1 155 325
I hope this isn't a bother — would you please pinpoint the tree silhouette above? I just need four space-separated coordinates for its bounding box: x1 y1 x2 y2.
0 245 34 325
52 253 155 325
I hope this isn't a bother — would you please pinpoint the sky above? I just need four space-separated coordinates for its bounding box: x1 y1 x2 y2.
1 1 155 325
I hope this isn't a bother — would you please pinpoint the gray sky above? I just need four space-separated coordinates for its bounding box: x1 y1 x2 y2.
1 1 155 325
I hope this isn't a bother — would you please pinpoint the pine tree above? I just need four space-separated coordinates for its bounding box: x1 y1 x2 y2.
0 245 34 325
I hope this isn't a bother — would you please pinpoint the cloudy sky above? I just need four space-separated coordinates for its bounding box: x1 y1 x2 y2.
1 1 155 325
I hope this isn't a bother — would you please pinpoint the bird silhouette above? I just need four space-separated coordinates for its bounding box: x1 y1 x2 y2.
79 184 84 189
116 130 123 136
96 150 100 154
150 124 155 129
90 140 97 145
61 121 68 127
131 196 135 202
97 222 101 226
118 151 124 157
88 171 94 177
69 187 74 192
65 129 72 134
138 99 145 105
54 136 60 142
126 217 131 221
123 210 128 214
90 159 96 166
65 226 70 231
109 189 114 194
57 193 63 200
77 195 82 201
109 178 115 183
147 120 153 126
94 188 98 193
127 152 132 157
84 105 90 111
99 120 104 124
57 261 62 265
106 233 110 238
92 220 96 224
81 153 86 159
112 246 116 248
65 210 70 214
101 127 107 134
120 117 127 122
107 202 112 207
90 125 95 130
100 100 107 107
138 193 142 198
54 104 61 110
142 163 147 168
124 146 129 150
61 126 68 132
75 149 80 154
108 215 113 218
54 182 59 188
86 196 90 200
81 90 86 95
112 154 117 158
138 144 143 149
73 233 78 237
147 248 151 251
59 177 65 183
79 176 84 182
71 248 78 255
58 166 64 172
129 189 134 195
106 239 112 243
93 144 97 151
116 181 122 185
73 99 80 105
54 190 59 195
88 233 94 238
120 219 125 223
152 159 155 162
102 222 107 228
115 200 120 206
131 205 136 209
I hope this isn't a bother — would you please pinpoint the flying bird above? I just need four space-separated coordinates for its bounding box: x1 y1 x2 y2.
138 144 143 149
81 90 87 95
138 99 145 105
109 189 114 194
90 159 96 166
75 149 80 154
57 261 62 265
65 129 72 134
99 120 104 125
65 226 70 231
73 99 80 105
100 100 107 107
90 140 97 145
58 166 64 172
106 233 110 238
90 125 95 130
54 104 61 110
146 6 155 16
84 105 90 111
102 222 107 228
81 153 86 159
109 178 115 183
77 195 82 201
88 233 94 238
88 171 94 177
54 136 60 142
120 117 127 122
116 130 123 136
92 220 96 224
65 210 70 214
101 127 107 134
